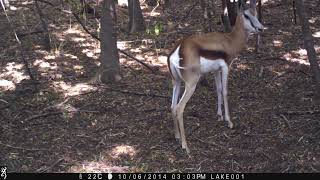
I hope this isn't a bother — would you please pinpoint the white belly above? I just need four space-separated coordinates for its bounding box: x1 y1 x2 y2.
169 45 227 78
200 57 226 74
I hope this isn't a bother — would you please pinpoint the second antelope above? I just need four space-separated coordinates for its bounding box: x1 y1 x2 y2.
167 1 263 154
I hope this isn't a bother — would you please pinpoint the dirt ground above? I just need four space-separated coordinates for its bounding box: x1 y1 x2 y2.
1 0 320 173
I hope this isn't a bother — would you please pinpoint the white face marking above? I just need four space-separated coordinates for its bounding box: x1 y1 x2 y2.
243 9 263 33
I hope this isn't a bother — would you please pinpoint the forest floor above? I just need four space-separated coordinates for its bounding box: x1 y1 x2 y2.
1 0 320 173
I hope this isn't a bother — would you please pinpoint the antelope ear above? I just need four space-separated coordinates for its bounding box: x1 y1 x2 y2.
250 0 257 9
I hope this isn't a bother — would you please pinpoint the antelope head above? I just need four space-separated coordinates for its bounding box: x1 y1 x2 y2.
239 0 264 34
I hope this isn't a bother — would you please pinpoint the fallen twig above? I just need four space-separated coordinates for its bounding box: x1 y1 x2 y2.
143 107 167 112
103 87 170 99
24 112 62 122
118 49 156 73
280 114 291 129
25 109 100 122
194 137 223 149
0 99 8 104
279 110 320 115
72 11 100 41
40 98 70 113
37 158 64 173
0 141 51 151
17 30 46 38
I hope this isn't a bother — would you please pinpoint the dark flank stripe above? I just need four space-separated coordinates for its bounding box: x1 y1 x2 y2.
199 49 228 60
178 43 184 67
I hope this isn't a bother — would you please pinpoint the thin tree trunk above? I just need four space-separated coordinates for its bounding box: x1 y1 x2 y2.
200 0 215 32
34 0 51 50
257 0 262 22
295 0 320 93
292 0 297 24
207 0 215 32
226 0 237 26
128 0 145 33
99 0 121 83
200 0 209 32
221 0 231 32
255 0 262 53
80 0 98 17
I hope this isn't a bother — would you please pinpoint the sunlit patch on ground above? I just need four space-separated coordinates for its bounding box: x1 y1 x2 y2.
72 37 86 42
110 145 137 159
81 48 99 60
282 47 320 66
236 63 250 70
0 62 29 91
117 41 130 50
33 59 58 70
313 31 320 38
64 28 86 36
0 79 16 91
152 55 167 66
273 40 283 47
51 81 97 97
68 160 129 173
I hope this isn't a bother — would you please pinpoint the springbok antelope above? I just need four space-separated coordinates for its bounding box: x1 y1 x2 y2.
167 0 263 154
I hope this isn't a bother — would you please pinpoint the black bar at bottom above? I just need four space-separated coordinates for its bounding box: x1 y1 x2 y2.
6 173 320 180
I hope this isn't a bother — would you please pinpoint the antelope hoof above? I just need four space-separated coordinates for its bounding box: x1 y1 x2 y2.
182 146 190 154
217 115 224 121
228 121 234 129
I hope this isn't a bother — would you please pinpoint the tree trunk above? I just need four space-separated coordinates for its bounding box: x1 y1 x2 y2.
221 0 231 32
295 0 320 92
128 0 146 33
226 0 237 26
79 0 98 17
99 0 121 83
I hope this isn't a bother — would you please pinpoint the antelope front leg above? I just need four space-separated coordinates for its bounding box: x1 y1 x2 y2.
176 78 199 154
221 66 234 128
215 71 223 121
